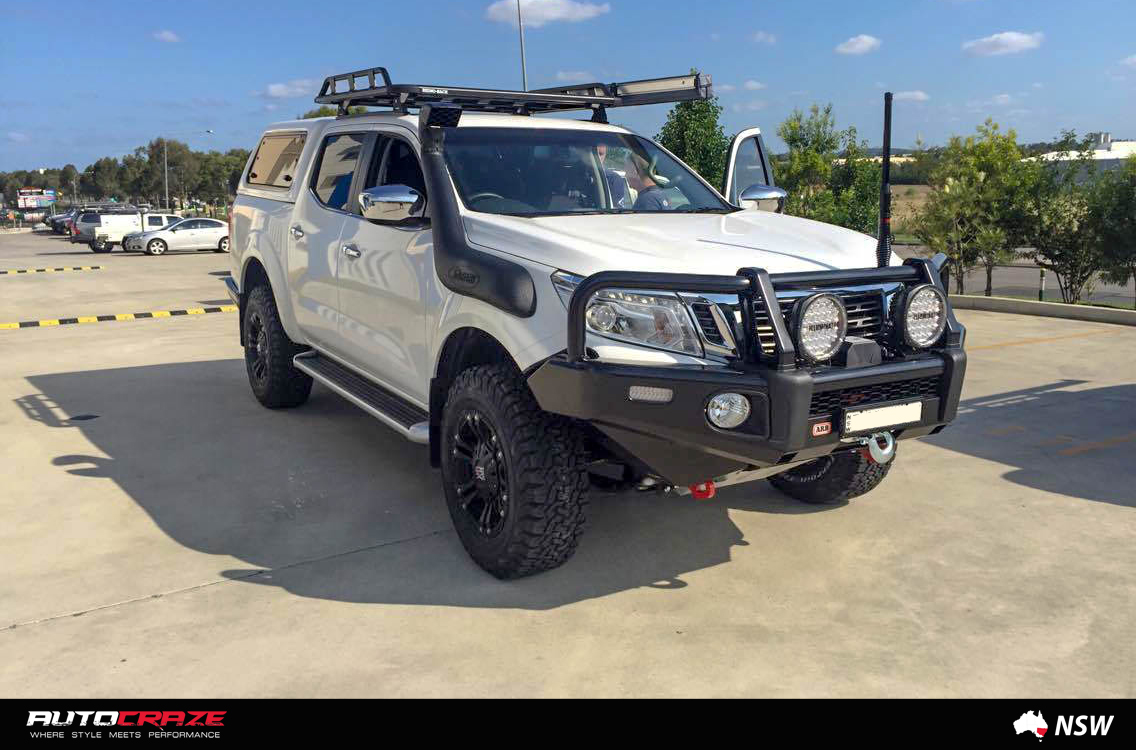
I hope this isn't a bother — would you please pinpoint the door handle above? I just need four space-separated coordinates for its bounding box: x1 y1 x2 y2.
289 225 305 240
341 243 361 259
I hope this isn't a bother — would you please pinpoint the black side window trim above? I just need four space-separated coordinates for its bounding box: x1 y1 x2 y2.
308 131 374 214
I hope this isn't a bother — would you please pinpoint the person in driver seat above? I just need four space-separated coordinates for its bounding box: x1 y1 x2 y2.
625 153 671 211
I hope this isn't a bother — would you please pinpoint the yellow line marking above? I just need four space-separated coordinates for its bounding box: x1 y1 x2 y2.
38 319 60 326
220 305 238 312
151 310 171 318
1058 432 1136 457
186 308 206 315
0 322 17 330
115 313 135 321
986 425 1026 437
77 316 98 323
968 329 1125 351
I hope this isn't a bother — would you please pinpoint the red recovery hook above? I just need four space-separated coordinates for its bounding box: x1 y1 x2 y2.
689 481 716 500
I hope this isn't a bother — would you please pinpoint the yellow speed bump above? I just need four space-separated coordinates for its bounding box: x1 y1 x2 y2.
0 266 102 275
1 305 237 330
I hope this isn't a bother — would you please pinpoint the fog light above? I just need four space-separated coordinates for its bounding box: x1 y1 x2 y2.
706 392 750 429
628 385 673 403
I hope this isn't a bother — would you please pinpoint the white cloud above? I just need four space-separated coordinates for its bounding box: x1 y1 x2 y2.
7 131 29 143
715 83 736 93
152 30 180 43
486 0 610 28
962 31 1043 56
894 90 930 102
555 70 594 82
1032 82 1044 89
1121 55 1136 68
263 79 318 99
835 35 881 55
732 100 768 112
752 31 776 45
966 93 1016 110
743 80 766 90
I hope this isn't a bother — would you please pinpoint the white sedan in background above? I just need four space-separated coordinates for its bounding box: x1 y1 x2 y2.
124 218 229 256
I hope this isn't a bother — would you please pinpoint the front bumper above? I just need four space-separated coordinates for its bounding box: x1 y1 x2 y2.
529 349 964 486
527 257 967 487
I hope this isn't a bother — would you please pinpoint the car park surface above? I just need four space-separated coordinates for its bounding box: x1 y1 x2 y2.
0 230 1134 697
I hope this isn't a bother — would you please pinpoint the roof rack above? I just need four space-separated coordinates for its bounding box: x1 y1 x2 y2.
314 67 711 121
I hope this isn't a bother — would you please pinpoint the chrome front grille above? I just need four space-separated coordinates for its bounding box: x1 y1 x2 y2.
690 287 889 356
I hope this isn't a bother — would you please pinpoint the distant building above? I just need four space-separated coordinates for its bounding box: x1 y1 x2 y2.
1032 132 1135 175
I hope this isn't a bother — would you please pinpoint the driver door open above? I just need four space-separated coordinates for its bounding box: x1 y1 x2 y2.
723 127 780 211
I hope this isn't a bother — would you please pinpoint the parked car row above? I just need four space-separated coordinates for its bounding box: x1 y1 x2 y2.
46 206 229 255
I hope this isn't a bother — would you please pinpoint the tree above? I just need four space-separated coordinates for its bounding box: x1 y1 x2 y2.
656 75 729 189
773 105 881 235
914 174 984 294
974 224 1012 296
1091 155 1136 308
1019 135 1105 304
298 105 366 119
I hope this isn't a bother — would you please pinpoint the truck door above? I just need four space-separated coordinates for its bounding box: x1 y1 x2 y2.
335 130 431 404
723 127 781 211
288 130 371 353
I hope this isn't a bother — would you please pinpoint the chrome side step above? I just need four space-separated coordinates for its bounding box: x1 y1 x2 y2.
293 351 429 444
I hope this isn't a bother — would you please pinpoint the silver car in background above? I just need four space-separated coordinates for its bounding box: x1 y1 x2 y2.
125 217 230 256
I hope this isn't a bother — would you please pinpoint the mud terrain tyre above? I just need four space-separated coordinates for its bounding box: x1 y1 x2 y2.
242 285 312 409
768 447 895 504
440 364 589 579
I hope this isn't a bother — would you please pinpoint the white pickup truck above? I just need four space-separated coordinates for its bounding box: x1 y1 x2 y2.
227 68 966 578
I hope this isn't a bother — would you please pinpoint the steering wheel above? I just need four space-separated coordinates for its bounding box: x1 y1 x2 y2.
468 192 505 204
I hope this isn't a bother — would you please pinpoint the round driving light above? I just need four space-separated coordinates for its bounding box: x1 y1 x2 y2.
586 301 618 332
706 392 751 429
902 284 947 347
792 293 847 362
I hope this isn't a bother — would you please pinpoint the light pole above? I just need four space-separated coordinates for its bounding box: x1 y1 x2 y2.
516 0 527 91
72 168 95 207
163 129 213 210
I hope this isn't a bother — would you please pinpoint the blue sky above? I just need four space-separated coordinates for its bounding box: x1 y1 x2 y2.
1 0 1133 171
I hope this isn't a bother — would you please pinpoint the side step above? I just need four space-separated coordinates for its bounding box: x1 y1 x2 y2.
293 351 429 444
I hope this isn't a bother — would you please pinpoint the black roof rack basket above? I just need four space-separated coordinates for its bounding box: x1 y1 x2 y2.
314 67 711 119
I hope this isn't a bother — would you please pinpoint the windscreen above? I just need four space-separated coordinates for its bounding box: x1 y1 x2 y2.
442 128 734 216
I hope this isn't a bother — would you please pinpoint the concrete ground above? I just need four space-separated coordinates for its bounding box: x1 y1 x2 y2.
1 231 1133 697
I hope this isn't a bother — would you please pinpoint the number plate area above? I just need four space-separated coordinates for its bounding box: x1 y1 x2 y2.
843 400 922 435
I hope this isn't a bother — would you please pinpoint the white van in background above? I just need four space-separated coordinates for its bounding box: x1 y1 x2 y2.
70 210 180 252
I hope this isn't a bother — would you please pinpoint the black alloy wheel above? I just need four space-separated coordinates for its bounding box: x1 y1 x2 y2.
449 408 509 538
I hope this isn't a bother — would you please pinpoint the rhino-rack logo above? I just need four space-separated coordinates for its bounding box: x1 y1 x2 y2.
28 711 225 727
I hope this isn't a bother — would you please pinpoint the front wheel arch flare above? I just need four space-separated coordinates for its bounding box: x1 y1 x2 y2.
429 327 519 467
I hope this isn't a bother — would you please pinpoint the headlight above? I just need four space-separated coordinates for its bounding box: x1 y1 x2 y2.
551 271 703 356
901 284 947 347
792 293 846 362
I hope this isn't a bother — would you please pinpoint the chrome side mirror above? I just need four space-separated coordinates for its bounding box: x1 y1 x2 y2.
358 185 426 224
739 184 788 213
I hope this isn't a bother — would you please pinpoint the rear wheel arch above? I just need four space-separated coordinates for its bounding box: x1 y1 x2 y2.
429 327 520 467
